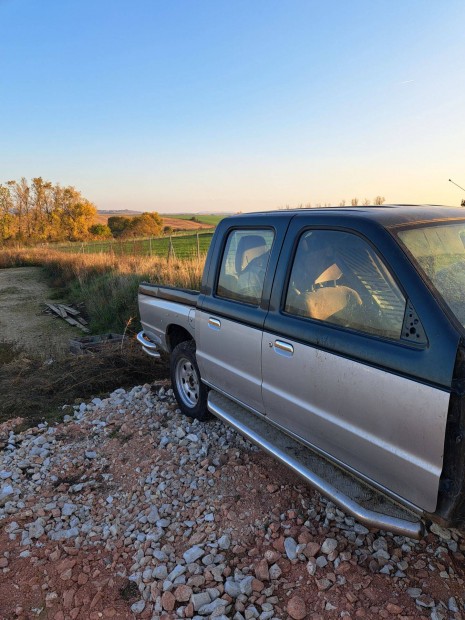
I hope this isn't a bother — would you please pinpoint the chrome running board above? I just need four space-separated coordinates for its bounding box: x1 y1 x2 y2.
137 331 161 359
208 390 424 539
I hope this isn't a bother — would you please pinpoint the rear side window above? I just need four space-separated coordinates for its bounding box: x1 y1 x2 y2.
217 229 274 305
285 230 406 339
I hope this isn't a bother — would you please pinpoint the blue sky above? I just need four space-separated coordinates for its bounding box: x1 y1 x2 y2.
1 0 464 212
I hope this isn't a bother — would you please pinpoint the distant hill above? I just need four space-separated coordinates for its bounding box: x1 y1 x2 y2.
95 210 222 231
98 209 142 215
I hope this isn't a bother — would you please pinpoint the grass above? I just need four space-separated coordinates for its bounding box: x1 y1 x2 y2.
0 247 205 333
0 339 170 429
0 246 201 429
169 214 225 226
52 231 215 259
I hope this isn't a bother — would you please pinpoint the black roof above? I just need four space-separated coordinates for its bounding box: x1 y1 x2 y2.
234 205 465 228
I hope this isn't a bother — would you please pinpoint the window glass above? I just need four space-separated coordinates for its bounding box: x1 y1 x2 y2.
397 222 465 329
285 230 406 339
217 229 275 305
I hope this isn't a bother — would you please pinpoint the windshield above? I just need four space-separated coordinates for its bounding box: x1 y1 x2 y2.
396 221 465 329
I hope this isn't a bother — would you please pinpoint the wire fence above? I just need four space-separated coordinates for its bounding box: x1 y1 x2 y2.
53 231 215 260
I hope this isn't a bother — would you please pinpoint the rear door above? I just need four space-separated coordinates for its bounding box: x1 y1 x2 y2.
262 216 456 511
196 216 288 413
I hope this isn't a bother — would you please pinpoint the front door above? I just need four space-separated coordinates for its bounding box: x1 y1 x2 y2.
262 227 450 512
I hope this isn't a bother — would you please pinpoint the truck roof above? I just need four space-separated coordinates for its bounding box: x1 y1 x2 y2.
230 205 465 228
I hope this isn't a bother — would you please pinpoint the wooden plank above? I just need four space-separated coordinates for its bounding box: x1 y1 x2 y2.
46 303 67 318
77 316 88 325
58 304 80 316
65 317 90 333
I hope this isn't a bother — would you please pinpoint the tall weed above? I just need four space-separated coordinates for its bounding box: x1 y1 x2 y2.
0 248 204 333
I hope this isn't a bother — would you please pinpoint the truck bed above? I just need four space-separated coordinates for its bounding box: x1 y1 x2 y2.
139 282 199 307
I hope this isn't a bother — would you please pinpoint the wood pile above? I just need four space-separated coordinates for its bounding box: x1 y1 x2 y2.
44 303 90 333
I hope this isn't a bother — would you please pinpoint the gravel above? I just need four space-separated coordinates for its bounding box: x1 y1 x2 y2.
1 382 465 619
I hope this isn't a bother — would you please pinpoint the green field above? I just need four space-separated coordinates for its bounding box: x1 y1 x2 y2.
165 214 226 227
55 231 214 259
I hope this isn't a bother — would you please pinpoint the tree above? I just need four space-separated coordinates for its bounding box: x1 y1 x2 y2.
374 196 385 205
0 178 98 243
120 212 163 238
0 184 15 242
89 223 112 238
351 198 359 206
363 198 370 206
339 200 346 207
108 216 131 237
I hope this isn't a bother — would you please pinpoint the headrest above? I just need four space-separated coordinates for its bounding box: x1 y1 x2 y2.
235 235 267 273
314 263 343 285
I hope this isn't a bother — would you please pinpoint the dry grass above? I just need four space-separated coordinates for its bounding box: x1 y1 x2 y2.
0 248 204 333
0 247 204 288
0 339 170 429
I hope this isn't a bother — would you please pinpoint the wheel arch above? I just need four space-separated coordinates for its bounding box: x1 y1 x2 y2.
166 324 193 352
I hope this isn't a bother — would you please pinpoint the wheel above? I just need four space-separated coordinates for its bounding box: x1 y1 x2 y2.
170 340 209 420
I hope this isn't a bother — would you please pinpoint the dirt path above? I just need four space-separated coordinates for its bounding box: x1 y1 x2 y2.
0 267 81 357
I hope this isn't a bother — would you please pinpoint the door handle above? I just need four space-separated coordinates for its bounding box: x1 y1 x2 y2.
274 340 294 356
208 317 221 330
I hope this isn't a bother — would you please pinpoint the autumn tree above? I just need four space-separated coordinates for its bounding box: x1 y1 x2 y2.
0 184 15 242
120 212 163 238
107 216 131 238
374 196 385 205
0 178 97 243
89 223 113 238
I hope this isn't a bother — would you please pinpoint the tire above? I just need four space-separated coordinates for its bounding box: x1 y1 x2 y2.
170 340 209 420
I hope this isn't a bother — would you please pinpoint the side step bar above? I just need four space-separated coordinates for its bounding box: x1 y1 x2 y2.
208 391 424 539
137 331 161 358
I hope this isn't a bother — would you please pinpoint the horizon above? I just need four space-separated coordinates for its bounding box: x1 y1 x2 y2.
1 1 465 213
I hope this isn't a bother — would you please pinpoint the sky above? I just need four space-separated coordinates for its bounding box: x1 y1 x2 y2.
1 0 465 213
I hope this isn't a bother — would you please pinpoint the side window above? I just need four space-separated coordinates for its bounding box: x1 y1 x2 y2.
217 229 275 305
285 230 406 339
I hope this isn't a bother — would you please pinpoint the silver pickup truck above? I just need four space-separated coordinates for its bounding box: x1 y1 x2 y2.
138 206 465 539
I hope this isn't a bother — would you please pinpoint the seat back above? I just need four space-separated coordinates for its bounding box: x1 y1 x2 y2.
235 235 267 274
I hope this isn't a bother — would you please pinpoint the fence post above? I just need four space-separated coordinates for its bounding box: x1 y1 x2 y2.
168 236 176 262
196 232 200 261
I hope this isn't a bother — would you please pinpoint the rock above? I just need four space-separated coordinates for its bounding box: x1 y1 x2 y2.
240 576 254 596
85 451 97 459
62 503 76 516
225 579 241 598
316 578 332 591
306 558 317 576
407 588 422 598
284 537 297 560
183 545 204 563
0 557 8 568
130 600 145 614
161 591 176 611
191 592 211 611
254 559 269 581
268 564 282 580
174 585 192 603
321 538 337 554
415 595 435 609
430 523 451 540
305 542 321 557
28 518 45 539
218 534 231 550
287 595 307 620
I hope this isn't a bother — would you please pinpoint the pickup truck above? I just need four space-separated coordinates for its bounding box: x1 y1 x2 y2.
138 205 465 539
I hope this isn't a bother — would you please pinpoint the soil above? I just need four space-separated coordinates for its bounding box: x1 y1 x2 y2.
0 267 81 358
